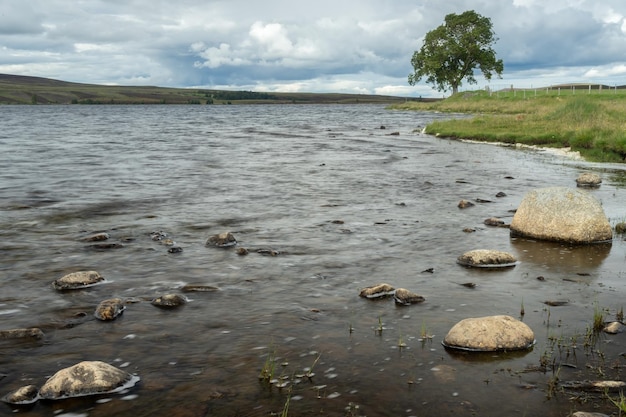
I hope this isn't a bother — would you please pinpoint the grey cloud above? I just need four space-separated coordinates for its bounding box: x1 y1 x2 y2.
1 0 625 96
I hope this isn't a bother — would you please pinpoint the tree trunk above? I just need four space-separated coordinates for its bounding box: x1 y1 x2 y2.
451 85 459 95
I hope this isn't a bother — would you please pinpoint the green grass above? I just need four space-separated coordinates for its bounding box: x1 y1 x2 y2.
391 88 626 163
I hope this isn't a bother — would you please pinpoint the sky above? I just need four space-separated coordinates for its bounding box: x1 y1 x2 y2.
1 0 626 97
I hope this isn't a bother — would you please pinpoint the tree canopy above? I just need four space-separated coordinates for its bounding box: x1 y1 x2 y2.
408 10 504 95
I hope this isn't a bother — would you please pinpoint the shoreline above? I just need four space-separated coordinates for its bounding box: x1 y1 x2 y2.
459 138 584 160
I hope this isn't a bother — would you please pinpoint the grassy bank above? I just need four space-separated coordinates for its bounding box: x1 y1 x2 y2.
391 89 626 163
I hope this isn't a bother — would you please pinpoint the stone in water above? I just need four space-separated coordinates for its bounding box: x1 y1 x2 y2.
52 271 105 290
38 361 140 400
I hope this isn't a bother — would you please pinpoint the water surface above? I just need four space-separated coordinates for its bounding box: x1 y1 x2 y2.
1 104 625 416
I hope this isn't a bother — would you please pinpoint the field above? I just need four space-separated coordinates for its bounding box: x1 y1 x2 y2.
391 85 626 163
0 74 410 105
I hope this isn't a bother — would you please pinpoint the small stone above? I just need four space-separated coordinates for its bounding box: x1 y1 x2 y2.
150 231 168 241
206 232 237 248
603 321 625 334
615 222 626 234
484 217 505 226
82 232 110 242
88 243 124 250
167 246 183 253
1 384 39 405
544 300 569 306
571 412 610 417
443 315 535 351
458 200 474 209
94 298 126 321
38 361 139 400
151 293 187 308
393 288 425 305
496 191 507 197
236 247 249 256
257 248 280 256
457 249 517 268
576 172 602 187
52 271 105 290
359 283 395 299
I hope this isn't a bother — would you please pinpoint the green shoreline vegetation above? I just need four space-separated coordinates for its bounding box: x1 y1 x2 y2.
390 85 626 163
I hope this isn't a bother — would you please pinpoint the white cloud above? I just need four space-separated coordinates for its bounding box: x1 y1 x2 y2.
1 0 626 96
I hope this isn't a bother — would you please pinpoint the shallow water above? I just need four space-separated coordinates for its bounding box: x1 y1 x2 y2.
1 104 625 417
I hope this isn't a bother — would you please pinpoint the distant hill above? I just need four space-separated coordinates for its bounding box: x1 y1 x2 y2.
0 73 421 105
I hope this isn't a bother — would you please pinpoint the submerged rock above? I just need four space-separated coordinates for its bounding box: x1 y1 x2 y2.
81 232 110 242
206 232 237 248
52 271 105 290
0 328 44 340
457 199 474 209
359 283 395 299
1 384 39 405
393 288 425 305
151 293 187 308
38 361 139 400
576 172 602 188
457 249 517 268
483 217 505 227
181 284 219 292
94 298 126 321
510 187 612 244
442 315 535 352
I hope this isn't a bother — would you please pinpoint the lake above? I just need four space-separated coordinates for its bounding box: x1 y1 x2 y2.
1 104 625 417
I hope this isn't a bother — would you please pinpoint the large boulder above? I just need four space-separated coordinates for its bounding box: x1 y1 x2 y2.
510 187 612 244
38 361 139 400
442 315 535 351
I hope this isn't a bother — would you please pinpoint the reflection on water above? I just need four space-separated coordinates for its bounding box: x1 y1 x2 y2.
511 237 612 271
0 104 625 417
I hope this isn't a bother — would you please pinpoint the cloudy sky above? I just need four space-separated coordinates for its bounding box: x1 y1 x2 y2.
1 0 625 97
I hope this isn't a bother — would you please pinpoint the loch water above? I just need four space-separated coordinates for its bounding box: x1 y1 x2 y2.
1 104 625 417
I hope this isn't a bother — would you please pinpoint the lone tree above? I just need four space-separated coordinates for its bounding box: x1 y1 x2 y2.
408 10 503 95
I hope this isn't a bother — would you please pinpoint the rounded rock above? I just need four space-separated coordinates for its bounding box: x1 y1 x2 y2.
603 321 625 334
393 288 425 305
576 172 602 188
510 187 612 244
52 271 105 290
457 249 517 268
94 298 126 321
38 361 140 400
206 232 237 248
1 385 39 405
443 315 535 352
151 293 187 308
